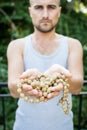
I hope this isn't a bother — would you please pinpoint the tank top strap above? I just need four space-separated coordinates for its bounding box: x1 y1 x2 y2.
60 35 69 54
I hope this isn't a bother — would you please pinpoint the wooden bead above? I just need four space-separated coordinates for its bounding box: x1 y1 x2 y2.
20 93 24 98
17 88 22 93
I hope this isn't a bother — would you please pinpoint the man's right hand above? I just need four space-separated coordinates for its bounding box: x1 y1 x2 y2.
19 69 42 98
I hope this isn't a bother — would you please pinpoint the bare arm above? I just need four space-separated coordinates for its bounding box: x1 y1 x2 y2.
7 39 42 98
68 38 83 94
44 38 83 99
7 39 24 98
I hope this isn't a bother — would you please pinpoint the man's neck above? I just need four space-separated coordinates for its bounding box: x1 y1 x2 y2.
33 29 56 45
31 31 61 56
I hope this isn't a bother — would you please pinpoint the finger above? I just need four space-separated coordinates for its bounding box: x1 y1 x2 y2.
51 83 63 91
20 69 41 79
20 69 32 79
22 84 32 92
61 69 72 78
44 70 50 76
31 89 39 95
25 89 38 96
27 89 42 98
53 64 72 78
47 91 59 99
38 91 42 97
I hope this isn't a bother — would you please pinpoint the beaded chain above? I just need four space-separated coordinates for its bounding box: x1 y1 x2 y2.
17 73 70 114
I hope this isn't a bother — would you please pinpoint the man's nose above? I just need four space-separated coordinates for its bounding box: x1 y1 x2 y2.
42 9 48 19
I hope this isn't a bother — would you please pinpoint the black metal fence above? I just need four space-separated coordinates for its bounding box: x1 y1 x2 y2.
0 81 87 130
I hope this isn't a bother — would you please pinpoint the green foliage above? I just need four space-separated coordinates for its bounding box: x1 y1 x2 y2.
0 0 87 81
72 95 87 129
0 97 17 130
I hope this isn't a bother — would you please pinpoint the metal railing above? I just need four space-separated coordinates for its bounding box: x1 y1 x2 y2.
0 82 10 130
0 81 87 130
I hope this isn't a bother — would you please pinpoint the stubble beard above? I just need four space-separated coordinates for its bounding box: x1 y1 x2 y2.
34 21 57 33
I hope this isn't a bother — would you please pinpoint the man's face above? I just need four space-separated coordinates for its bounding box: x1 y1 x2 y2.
29 0 61 33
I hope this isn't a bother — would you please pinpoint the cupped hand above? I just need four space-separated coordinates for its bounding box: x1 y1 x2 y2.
44 64 72 101
44 64 72 78
44 82 63 101
20 68 42 80
19 68 42 98
22 83 42 98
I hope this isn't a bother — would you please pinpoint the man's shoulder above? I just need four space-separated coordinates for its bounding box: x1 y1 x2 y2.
8 35 31 47
66 36 82 51
7 35 29 54
66 36 82 47
7 34 32 58
59 34 81 44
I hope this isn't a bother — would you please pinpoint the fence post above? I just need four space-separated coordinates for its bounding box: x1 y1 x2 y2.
2 97 6 130
78 95 82 130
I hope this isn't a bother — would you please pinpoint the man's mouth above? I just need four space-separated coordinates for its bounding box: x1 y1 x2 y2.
40 19 51 23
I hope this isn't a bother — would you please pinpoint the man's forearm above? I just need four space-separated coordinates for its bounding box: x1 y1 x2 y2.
69 75 83 94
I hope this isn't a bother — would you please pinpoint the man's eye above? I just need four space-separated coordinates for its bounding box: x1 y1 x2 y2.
48 5 56 9
35 6 43 9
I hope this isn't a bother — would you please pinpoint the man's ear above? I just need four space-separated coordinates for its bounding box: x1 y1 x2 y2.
28 7 32 18
58 7 62 18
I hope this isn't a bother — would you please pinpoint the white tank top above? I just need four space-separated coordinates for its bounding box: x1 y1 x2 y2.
13 34 73 130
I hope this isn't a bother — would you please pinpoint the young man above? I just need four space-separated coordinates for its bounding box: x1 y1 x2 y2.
7 0 83 129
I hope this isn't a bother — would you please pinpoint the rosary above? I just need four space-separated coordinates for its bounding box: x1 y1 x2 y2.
17 73 70 114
